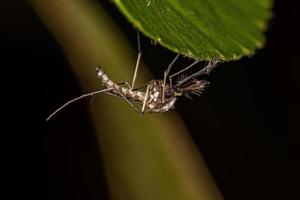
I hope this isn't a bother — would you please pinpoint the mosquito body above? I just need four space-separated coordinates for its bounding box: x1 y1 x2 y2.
96 66 209 113
97 67 177 113
46 32 222 121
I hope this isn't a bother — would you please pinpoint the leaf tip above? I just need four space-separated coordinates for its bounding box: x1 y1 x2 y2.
254 19 269 32
186 50 193 58
232 53 242 60
156 36 162 43
255 39 265 49
242 47 251 55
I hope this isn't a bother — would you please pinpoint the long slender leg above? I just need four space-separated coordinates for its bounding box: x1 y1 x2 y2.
131 80 153 91
131 31 142 89
162 54 180 103
113 88 142 115
95 81 142 114
196 57 222 75
46 88 113 121
176 57 222 86
89 81 131 104
124 82 131 89
142 84 150 114
169 60 199 88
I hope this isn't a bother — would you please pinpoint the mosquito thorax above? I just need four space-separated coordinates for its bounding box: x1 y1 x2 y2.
148 80 164 100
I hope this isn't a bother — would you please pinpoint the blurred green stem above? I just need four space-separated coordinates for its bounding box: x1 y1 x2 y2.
31 0 223 199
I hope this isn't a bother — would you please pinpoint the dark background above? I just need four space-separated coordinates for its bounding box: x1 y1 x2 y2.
2 0 299 200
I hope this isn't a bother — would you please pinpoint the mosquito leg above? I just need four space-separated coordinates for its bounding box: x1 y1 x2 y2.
46 88 113 121
89 95 97 105
197 57 222 75
130 80 153 91
89 81 132 104
142 84 150 114
169 60 199 87
113 88 142 115
176 57 222 86
124 82 131 89
162 54 180 103
131 31 142 90
107 81 142 114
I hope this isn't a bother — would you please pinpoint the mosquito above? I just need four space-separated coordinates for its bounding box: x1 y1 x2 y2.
46 32 222 121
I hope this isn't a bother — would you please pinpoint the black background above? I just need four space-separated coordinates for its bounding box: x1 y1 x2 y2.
2 0 299 200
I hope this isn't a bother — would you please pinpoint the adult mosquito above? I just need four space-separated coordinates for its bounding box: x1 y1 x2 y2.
46 32 222 121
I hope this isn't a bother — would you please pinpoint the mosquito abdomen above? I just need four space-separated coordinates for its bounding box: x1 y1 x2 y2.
96 67 145 102
96 67 115 87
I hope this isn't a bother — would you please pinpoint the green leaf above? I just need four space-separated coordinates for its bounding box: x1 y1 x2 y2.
114 0 273 60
